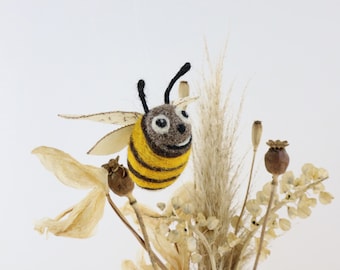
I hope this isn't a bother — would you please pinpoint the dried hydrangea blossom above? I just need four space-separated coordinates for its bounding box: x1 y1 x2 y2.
33 146 109 238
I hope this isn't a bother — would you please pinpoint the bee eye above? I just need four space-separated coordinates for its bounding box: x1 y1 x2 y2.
175 107 190 124
151 114 170 134
156 118 167 128
181 110 189 118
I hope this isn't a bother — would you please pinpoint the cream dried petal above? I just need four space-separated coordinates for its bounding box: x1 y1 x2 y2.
167 230 180 243
297 205 311 218
279 181 290 194
262 182 272 196
294 175 308 188
287 206 298 219
313 183 325 194
230 215 241 229
182 203 195 214
159 223 169 235
256 191 269 205
171 196 183 210
34 188 106 238
196 213 207 227
281 171 295 185
32 146 108 191
187 236 197 252
302 163 318 179
156 202 166 211
299 194 317 208
265 228 277 240
227 232 240 247
191 253 202 263
279 218 291 231
246 199 262 216
206 216 219 230
319 191 334 204
121 260 138 270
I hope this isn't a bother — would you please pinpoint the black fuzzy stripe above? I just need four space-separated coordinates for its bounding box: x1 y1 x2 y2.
127 161 179 184
129 139 185 172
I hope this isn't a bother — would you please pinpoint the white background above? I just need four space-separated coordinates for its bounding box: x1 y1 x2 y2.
1 0 339 269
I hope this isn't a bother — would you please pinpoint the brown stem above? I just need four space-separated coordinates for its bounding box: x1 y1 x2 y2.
253 174 278 270
228 149 257 270
126 193 167 270
105 194 166 270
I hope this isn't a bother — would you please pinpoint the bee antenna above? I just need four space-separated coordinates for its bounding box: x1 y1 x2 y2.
164 62 191 104
137 80 149 113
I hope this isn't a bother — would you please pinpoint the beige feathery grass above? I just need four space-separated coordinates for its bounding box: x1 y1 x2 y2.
192 55 245 269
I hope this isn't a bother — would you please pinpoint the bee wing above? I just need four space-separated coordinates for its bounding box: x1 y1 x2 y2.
59 111 142 126
87 124 134 155
172 96 199 108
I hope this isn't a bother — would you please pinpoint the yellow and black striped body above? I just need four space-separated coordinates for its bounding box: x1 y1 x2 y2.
127 107 191 189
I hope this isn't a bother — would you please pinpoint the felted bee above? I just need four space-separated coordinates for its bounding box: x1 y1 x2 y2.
60 63 196 190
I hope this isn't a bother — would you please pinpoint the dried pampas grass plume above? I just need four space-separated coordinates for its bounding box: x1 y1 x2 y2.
192 55 245 269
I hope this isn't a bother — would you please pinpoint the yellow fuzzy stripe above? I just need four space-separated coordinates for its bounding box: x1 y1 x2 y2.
130 117 190 169
127 117 190 189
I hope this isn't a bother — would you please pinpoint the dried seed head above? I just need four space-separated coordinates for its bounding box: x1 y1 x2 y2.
102 156 135 197
252 120 262 151
178 81 189 98
264 140 290 175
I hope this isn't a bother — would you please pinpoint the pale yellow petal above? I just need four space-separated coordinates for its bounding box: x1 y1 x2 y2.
316 168 329 180
167 230 180 243
281 171 295 185
301 163 318 179
121 260 138 270
187 236 197 252
287 206 298 219
279 218 291 231
264 228 277 240
191 253 202 263
319 191 334 204
32 146 108 191
256 191 269 205
230 215 241 229
207 216 219 230
34 188 106 238
227 232 240 247
313 182 325 194
246 199 262 216
297 205 311 218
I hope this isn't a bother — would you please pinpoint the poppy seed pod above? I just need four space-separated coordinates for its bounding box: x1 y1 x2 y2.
252 120 262 151
102 156 135 197
264 140 289 175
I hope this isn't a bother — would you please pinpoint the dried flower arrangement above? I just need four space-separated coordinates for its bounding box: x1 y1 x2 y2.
32 57 333 270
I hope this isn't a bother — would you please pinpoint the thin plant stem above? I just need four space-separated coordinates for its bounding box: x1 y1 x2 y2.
236 150 257 233
253 174 278 270
190 225 217 270
106 193 167 270
126 193 165 270
228 149 257 270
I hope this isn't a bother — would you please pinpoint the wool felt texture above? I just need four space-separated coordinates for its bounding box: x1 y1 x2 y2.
127 111 191 190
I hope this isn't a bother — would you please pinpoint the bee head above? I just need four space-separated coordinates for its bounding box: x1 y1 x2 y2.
142 104 191 157
137 63 192 157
